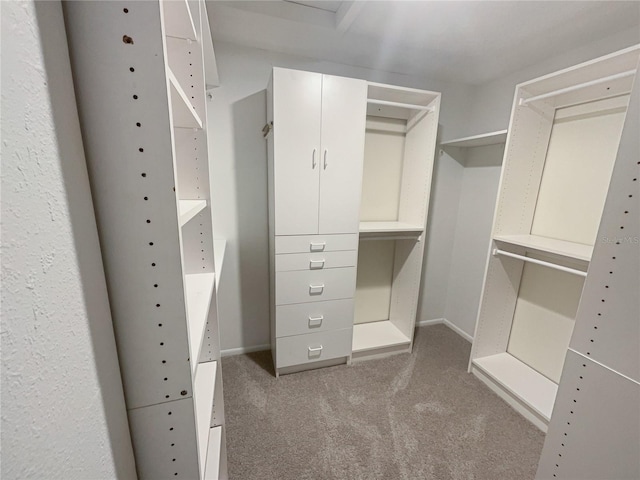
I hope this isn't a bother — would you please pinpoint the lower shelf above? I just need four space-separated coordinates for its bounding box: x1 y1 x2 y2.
194 361 217 478
204 426 222 480
471 352 558 431
352 320 411 353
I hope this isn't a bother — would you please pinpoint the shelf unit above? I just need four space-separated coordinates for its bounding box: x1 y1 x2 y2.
64 1 227 478
469 45 639 432
353 83 440 360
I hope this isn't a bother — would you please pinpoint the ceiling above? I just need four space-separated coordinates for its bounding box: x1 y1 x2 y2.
207 1 640 85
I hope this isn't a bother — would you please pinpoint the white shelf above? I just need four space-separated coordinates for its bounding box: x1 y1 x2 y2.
359 221 423 236
194 361 217 478
185 273 216 374
204 426 222 480
168 68 203 129
440 130 508 148
180 200 207 226
213 239 226 285
352 320 411 353
162 0 197 41
472 352 558 424
494 234 592 262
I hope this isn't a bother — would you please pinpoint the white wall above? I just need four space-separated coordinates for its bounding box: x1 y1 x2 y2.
1 2 136 478
441 146 504 337
209 41 474 351
467 27 640 135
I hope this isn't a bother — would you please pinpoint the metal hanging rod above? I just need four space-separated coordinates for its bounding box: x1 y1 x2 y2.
493 248 587 277
519 69 636 106
367 99 433 112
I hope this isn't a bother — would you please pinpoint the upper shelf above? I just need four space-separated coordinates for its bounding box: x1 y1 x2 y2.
359 221 423 238
168 68 203 129
494 234 593 263
440 130 508 148
185 272 216 375
162 0 197 41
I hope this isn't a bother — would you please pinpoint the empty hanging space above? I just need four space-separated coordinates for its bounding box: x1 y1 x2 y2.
470 47 638 431
353 83 440 360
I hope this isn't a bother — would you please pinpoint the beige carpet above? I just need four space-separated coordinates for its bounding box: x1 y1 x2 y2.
222 324 544 479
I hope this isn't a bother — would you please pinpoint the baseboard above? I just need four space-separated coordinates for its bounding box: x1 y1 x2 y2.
221 344 271 358
416 318 474 343
416 318 445 327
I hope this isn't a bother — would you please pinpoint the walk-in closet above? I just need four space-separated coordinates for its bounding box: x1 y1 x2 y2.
4 2 639 479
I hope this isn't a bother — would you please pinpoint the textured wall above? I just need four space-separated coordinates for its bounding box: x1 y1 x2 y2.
1 2 136 478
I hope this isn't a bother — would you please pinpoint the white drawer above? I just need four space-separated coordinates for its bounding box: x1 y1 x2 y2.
275 250 358 272
276 328 352 368
276 299 354 338
275 234 358 254
275 267 356 305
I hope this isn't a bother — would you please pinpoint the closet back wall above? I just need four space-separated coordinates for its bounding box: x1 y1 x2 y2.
208 42 475 353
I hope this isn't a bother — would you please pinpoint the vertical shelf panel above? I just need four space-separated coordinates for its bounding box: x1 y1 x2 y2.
64 0 192 410
536 351 640 479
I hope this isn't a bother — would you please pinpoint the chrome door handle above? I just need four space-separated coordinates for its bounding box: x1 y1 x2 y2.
308 315 323 327
309 259 325 269
323 149 328 169
312 148 317 169
309 284 324 295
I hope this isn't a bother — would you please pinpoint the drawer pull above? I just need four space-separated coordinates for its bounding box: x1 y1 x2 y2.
308 315 324 327
309 284 325 295
309 259 325 269
308 345 323 355
310 242 326 252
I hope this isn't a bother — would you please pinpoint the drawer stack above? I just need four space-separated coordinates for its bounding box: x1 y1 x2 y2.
273 234 357 375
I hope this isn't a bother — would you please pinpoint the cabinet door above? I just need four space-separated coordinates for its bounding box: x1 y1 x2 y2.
273 68 321 235
318 75 367 234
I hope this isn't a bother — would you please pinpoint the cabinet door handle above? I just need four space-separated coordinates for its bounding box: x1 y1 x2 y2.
323 149 328 169
308 345 323 354
310 242 326 251
308 315 323 327
309 259 325 269
309 284 324 294
312 148 317 169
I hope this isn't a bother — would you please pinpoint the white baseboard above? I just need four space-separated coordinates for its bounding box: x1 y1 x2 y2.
416 318 445 327
221 344 271 358
416 318 474 343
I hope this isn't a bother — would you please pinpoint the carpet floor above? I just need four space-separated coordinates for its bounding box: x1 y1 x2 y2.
222 324 544 480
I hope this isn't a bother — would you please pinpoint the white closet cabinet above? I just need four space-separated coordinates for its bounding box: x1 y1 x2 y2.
268 68 441 374
271 68 367 235
268 68 366 376
64 1 227 478
469 45 639 432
